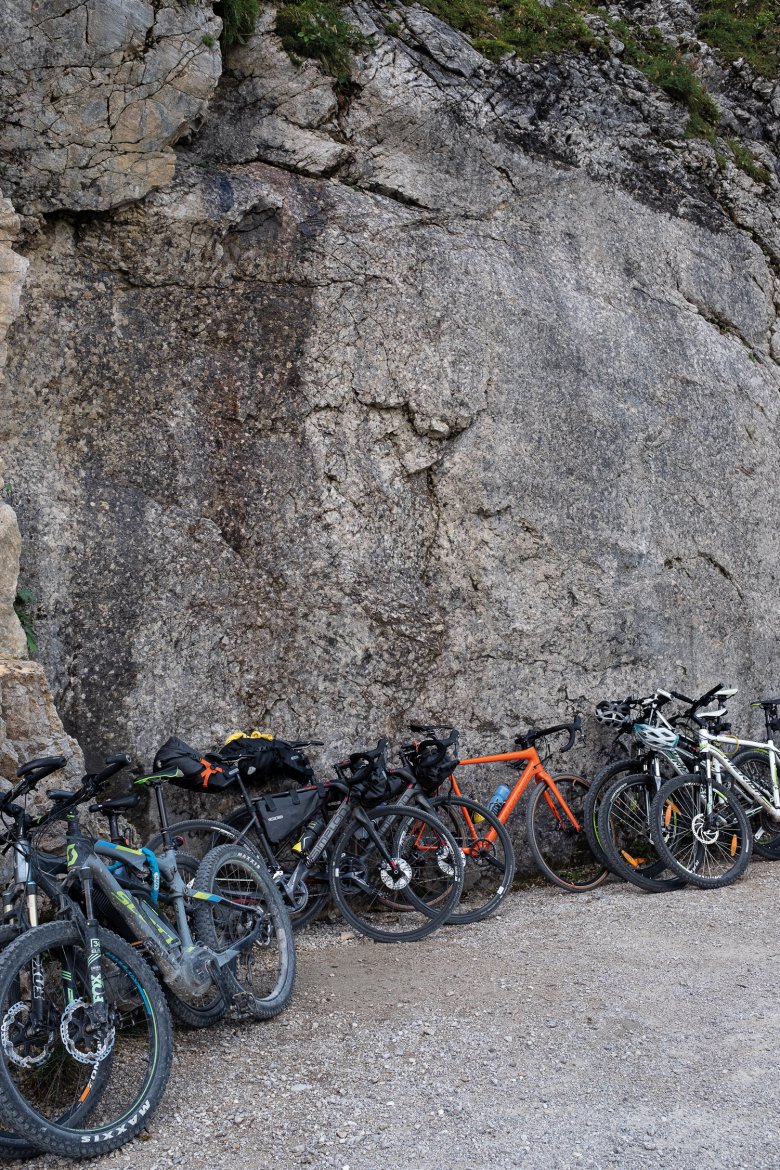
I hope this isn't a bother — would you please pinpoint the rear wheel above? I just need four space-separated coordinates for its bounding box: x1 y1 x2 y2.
221 805 331 930
431 795 514 924
193 845 296 1020
730 749 780 858
526 775 608 892
650 774 753 888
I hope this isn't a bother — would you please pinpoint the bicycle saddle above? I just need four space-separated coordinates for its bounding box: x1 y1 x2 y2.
89 793 142 814
756 697 780 708
47 789 77 803
16 756 67 780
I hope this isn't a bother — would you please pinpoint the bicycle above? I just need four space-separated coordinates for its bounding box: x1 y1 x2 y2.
0 763 295 1157
405 716 606 892
393 726 515 924
648 697 780 887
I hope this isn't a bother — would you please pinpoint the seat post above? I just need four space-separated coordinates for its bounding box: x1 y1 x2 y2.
150 778 175 850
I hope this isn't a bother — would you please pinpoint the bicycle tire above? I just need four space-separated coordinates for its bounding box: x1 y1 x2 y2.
583 759 643 873
221 805 331 930
0 920 172 1159
730 749 780 858
430 794 515 924
525 774 608 892
596 774 687 893
144 817 248 859
329 805 463 942
651 773 753 888
192 844 296 1020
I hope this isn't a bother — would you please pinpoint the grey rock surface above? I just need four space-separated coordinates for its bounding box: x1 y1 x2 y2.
0 3 779 826
0 0 222 214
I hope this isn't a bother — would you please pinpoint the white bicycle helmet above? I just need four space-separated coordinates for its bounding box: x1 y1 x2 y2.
633 723 679 750
595 700 632 727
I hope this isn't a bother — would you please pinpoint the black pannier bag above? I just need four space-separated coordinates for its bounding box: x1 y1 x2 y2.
408 741 459 795
153 736 237 792
256 786 327 844
220 735 316 786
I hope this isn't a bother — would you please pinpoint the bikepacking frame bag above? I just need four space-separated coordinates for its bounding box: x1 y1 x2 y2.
153 736 237 792
256 786 327 844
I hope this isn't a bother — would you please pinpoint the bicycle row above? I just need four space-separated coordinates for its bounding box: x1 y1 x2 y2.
585 683 780 891
0 713 601 1159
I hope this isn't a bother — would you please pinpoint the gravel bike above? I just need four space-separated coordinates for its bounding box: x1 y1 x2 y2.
404 716 606 891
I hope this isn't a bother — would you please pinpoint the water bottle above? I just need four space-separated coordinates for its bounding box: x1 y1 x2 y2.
485 784 511 817
292 814 325 856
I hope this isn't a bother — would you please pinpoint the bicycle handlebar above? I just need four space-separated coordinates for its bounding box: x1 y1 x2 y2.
515 715 583 753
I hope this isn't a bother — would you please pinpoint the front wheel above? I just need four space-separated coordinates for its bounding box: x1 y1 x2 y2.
525 775 608 892
329 805 463 942
0 921 172 1159
650 774 753 889
596 774 687 893
193 845 296 1020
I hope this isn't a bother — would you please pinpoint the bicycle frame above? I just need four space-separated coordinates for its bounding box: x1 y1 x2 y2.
451 746 581 835
697 732 780 822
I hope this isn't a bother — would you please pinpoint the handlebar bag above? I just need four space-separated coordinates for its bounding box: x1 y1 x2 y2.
221 734 316 785
153 736 237 792
409 742 459 795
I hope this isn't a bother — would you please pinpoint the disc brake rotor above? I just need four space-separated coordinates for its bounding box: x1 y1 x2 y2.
60 999 115 1065
691 812 720 846
379 858 412 890
1 1002 54 1068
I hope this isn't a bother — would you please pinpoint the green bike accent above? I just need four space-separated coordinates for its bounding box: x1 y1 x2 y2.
66 844 77 868
133 769 183 787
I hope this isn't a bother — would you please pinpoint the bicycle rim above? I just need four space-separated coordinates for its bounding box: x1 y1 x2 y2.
654 778 752 887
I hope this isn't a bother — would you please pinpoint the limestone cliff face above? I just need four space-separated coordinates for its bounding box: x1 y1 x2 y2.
1 1 779 776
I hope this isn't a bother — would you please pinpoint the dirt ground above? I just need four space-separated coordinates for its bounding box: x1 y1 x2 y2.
12 866 779 1170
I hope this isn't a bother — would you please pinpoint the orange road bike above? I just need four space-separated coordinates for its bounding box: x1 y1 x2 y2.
404 717 608 892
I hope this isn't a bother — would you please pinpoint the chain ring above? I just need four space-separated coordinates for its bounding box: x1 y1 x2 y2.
60 999 115 1065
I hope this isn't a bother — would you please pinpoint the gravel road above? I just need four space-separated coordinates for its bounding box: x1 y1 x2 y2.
11 867 780 1170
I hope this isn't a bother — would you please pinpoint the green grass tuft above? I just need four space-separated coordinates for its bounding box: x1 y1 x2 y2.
275 0 372 85
219 0 261 49
697 0 780 77
725 136 773 183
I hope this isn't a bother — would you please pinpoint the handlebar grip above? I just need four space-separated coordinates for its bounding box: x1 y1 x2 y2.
670 690 694 704
692 683 724 710
93 755 132 786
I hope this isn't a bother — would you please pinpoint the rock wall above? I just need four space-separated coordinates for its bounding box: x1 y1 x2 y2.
1 1 779 785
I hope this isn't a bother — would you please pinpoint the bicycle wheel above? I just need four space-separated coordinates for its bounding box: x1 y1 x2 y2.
221 805 331 930
596 774 687 893
583 759 642 873
192 844 296 1020
0 920 172 1158
431 795 515 924
730 749 780 858
525 775 608 892
144 818 248 859
651 774 753 888
329 805 463 942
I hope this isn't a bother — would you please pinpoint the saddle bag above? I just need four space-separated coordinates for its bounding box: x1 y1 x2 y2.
153 736 237 792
